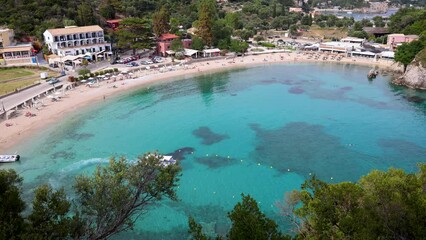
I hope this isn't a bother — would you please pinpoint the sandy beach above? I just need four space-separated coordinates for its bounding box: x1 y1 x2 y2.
0 51 399 153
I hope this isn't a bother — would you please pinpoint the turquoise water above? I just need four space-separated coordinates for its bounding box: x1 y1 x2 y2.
3 63 426 238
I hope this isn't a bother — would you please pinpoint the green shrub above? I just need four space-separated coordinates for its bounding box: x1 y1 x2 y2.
78 68 90 76
113 68 118 72
95 72 100 76
260 42 275 48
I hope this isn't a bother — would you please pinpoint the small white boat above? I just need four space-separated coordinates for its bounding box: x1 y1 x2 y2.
0 154 20 163
159 155 176 167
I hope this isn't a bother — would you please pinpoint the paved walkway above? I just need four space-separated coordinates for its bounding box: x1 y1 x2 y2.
1 79 65 112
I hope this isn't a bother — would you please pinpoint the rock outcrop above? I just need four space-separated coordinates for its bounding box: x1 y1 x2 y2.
393 48 426 89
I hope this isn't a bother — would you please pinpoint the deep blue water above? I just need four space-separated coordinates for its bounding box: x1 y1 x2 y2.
3 63 426 239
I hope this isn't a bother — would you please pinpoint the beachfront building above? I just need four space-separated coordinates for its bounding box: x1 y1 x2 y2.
43 25 112 61
363 27 390 38
340 37 365 44
0 28 14 48
0 28 36 66
289 7 303 13
157 33 192 57
106 19 122 31
184 48 200 58
203 48 221 57
387 34 419 50
318 41 362 55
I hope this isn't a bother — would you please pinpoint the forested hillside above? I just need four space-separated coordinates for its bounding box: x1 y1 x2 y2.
0 0 424 42
0 0 190 39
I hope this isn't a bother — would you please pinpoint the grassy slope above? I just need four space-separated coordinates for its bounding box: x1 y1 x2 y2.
0 68 35 82
0 68 56 95
302 25 348 40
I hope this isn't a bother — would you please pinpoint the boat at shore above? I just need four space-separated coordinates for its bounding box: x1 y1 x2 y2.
0 154 20 163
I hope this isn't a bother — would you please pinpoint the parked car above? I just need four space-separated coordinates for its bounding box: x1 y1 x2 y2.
49 63 58 68
153 57 163 63
47 78 60 85
140 60 153 65
126 62 139 67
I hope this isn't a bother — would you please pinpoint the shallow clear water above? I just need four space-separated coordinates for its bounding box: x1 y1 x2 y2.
3 63 426 238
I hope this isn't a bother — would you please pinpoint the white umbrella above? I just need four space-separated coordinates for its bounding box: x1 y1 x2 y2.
81 80 87 83
146 66 150 70
105 73 111 76
103 77 109 80
88 77 94 80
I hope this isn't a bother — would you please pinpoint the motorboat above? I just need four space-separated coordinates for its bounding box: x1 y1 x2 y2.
0 154 20 163
159 155 176 167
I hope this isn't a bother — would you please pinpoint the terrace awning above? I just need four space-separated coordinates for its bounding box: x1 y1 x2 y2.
380 51 395 58
184 48 199 57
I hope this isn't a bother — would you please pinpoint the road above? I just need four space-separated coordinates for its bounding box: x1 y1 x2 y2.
1 80 64 112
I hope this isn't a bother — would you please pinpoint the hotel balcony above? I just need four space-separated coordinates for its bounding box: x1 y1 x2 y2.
56 38 106 49
54 32 104 42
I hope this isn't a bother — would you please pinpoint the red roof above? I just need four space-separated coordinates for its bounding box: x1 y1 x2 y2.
159 33 179 41
106 19 122 24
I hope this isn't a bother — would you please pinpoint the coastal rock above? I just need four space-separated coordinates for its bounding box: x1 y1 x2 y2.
393 49 426 89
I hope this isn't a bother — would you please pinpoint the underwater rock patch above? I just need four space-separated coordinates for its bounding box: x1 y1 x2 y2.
250 122 375 181
288 87 305 94
67 132 94 141
195 155 236 169
165 147 195 160
403 95 425 103
51 151 76 160
193 126 229 145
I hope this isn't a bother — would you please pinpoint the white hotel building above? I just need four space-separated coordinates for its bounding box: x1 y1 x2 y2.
43 25 111 60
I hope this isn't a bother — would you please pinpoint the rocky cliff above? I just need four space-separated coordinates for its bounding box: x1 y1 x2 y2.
393 48 426 89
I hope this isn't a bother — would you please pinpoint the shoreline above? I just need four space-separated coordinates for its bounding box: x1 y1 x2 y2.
0 52 398 153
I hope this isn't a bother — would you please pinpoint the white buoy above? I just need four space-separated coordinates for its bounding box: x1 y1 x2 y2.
270 166 273 169
240 160 243 162
309 173 312 175
227 156 230 158
257 163 261 166
213 191 216 194
206 154 209 156
330 177 333 180
287 169 290 171
194 188 197 190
